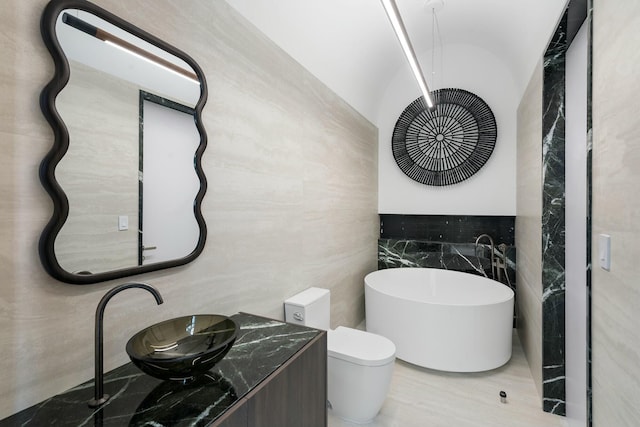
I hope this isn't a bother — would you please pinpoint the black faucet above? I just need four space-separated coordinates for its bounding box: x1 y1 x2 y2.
89 282 163 408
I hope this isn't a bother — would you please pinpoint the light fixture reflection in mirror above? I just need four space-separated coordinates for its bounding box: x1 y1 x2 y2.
39 0 208 284
55 7 200 107
61 13 199 84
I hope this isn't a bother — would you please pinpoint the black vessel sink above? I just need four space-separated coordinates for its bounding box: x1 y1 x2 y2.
126 315 237 381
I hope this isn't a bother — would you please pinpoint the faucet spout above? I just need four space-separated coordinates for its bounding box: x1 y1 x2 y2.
89 282 163 408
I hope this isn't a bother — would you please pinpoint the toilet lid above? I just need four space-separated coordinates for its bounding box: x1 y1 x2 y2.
328 326 396 367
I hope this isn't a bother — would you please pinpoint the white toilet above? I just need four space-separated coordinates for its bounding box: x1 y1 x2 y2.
284 287 396 424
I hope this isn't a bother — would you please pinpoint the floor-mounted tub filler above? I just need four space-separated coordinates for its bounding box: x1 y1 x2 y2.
365 268 514 372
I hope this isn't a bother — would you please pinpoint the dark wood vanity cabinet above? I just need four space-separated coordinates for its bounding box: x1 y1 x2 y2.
212 332 327 427
210 403 247 427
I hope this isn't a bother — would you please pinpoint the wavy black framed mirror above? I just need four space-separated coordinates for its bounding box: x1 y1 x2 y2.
39 0 208 284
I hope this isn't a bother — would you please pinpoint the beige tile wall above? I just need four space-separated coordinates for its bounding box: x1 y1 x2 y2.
0 0 378 418
592 0 640 424
55 61 139 273
515 59 543 399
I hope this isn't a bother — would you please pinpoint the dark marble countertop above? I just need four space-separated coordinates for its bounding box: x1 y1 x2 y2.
0 313 321 426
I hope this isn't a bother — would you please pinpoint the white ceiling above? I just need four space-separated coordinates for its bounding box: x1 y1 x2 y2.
225 0 568 124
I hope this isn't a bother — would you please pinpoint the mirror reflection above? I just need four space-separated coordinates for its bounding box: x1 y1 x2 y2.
41 3 206 281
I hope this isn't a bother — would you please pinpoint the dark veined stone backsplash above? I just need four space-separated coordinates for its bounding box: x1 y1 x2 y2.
378 238 516 285
378 214 516 284
380 214 515 244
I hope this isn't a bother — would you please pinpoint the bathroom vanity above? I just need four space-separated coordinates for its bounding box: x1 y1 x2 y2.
0 313 327 426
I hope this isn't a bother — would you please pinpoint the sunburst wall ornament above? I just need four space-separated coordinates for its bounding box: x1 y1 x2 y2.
392 88 497 186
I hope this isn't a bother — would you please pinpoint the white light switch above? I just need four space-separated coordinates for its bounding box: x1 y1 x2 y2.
599 234 611 271
118 215 129 231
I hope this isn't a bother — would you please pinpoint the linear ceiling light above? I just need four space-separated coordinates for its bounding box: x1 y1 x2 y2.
380 0 434 108
62 13 199 84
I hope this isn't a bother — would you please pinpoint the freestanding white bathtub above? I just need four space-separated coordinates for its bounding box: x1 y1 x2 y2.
365 268 514 372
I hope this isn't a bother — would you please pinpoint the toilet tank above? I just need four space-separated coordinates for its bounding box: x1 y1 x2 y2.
284 287 330 330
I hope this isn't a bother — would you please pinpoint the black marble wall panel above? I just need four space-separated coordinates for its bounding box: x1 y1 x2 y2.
542 10 568 417
380 214 515 245
378 238 516 286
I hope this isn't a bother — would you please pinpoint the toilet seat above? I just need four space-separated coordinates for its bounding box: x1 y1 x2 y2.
328 326 396 367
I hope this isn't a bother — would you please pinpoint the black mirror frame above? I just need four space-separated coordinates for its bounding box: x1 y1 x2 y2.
39 0 208 284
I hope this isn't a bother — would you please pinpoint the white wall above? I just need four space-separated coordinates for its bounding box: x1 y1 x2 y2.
565 20 588 426
377 43 518 215
142 100 201 265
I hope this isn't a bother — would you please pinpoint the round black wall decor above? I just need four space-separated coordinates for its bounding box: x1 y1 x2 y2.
392 88 497 186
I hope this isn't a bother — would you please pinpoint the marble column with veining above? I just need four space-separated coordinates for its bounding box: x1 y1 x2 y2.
542 11 567 416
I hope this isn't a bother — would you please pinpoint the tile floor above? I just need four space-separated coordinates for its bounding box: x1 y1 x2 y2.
328 331 567 427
